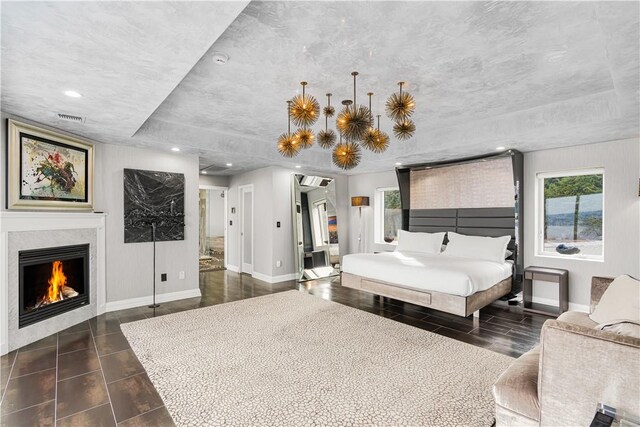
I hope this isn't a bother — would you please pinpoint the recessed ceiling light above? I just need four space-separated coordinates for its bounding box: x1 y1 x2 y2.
201 171 207 174
295 165 301 169
496 146 505 151
395 162 402 166
64 90 82 98
226 163 232 167
171 147 180 152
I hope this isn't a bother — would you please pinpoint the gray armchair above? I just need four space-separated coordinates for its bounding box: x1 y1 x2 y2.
493 276 640 426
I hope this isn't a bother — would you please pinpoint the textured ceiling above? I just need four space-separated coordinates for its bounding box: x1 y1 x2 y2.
2 1 639 176
1 1 249 145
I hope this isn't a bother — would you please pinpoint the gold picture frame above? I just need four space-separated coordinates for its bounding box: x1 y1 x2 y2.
7 119 94 210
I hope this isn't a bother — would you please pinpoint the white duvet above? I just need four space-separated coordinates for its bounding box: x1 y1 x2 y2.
341 251 513 297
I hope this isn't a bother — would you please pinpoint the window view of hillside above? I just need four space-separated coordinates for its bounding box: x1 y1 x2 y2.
543 173 603 257
384 190 402 242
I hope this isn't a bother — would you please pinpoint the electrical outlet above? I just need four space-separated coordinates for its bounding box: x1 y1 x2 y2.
179 271 185 280
161 273 167 282
276 260 282 268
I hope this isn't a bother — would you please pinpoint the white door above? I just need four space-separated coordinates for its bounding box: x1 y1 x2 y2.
240 185 253 274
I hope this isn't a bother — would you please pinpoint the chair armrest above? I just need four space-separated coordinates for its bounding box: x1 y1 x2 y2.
538 320 640 426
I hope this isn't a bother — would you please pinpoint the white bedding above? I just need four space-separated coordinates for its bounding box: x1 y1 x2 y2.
341 251 513 297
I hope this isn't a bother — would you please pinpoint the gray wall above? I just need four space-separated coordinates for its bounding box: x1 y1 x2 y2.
205 189 225 238
95 143 200 302
226 166 349 280
199 174 229 187
1 114 200 304
523 138 639 309
227 167 275 276
346 170 399 254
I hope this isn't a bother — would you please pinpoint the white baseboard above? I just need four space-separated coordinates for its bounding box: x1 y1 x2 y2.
226 264 239 273
531 296 589 313
251 272 298 284
106 288 202 312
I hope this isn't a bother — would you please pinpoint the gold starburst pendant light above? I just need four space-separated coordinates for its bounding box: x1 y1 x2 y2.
361 93 389 153
323 93 335 118
277 101 301 158
363 114 390 153
386 81 416 121
294 127 314 149
290 81 320 127
318 93 337 149
278 72 417 166
332 134 361 170
393 118 416 141
336 72 370 142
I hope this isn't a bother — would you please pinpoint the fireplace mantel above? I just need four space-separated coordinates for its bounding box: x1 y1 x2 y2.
0 211 107 354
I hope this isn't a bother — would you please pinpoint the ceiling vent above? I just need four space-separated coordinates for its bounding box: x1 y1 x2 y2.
56 113 85 123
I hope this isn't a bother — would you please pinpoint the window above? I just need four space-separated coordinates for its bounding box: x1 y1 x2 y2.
536 169 604 260
374 187 402 244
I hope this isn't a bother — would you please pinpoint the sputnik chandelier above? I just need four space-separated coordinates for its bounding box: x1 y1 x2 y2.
277 71 416 170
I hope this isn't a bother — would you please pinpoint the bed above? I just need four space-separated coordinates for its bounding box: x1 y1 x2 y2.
341 206 519 318
342 251 512 317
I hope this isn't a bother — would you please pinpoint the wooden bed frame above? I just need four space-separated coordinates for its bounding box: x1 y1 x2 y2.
342 272 512 318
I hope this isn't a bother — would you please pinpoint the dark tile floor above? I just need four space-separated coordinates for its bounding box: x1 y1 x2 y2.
1 270 547 426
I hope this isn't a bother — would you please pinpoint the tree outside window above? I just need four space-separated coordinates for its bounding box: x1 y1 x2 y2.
539 170 603 259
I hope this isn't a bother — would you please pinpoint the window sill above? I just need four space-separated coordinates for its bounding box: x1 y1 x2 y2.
535 253 604 263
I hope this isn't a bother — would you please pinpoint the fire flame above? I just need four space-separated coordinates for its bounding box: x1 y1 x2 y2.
46 260 67 303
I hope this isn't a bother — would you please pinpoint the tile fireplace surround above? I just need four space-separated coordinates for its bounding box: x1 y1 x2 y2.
0 211 106 354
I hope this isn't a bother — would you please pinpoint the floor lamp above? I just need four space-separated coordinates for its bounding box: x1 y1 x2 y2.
148 222 160 309
351 196 370 253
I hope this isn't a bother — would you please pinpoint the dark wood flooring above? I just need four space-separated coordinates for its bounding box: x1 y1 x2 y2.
1 270 547 426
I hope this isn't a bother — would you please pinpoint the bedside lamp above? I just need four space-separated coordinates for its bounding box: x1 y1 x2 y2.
351 196 370 252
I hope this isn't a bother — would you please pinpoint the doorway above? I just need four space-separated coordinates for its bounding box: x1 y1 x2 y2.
239 185 254 274
198 186 228 272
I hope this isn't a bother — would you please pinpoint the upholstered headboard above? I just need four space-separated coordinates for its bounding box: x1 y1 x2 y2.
408 207 517 251
396 150 524 293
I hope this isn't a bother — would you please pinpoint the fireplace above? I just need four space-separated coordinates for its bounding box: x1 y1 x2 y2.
19 244 90 328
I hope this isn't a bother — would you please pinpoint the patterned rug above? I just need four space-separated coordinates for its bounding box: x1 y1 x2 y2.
121 291 513 426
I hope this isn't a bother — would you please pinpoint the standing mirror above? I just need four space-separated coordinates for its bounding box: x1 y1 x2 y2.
292 174 340 281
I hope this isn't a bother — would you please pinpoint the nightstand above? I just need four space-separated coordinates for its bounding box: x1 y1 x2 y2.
523 266 569 317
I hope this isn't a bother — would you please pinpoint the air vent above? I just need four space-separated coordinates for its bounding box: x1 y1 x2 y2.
56 113 85 123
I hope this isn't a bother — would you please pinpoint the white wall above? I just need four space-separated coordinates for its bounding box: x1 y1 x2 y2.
346 170 399 254
524 138 640 309
1 114 201 305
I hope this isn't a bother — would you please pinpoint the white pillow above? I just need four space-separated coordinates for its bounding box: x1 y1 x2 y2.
590 275 640 324
395 230 445 254
441 245 513 259
443 232 511 263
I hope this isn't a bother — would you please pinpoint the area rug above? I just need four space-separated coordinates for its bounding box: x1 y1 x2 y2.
121 291 513 426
